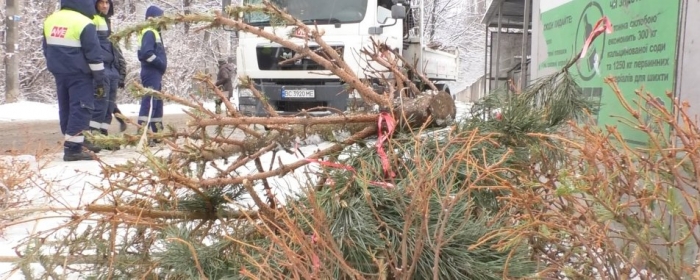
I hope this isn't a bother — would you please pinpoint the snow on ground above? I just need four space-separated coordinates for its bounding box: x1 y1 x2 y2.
0 100 204 122
0 100 473 279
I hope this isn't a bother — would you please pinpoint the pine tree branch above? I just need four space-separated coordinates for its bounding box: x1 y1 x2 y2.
391 47 439 92
85 204 259 220
131 82 263 138
190 114 377 127
168 126 378 188
0 255 150 265
240 179 275 219
361 39 422 96
241 77 280 118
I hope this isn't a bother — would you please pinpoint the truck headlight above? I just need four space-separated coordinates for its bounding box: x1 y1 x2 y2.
238 88 253 98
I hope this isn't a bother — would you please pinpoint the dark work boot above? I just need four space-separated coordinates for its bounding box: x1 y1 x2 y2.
63 150 94 161
83 140 102 153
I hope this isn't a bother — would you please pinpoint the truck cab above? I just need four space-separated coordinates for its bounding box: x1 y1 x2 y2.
236 0 459 116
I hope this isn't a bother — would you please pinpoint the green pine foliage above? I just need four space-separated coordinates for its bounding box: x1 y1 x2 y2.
141 66 595 279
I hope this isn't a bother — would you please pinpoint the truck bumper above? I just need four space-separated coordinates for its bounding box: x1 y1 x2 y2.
238 81 349 117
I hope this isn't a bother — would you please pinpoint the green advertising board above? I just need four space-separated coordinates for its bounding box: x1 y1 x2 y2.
538 0 680 144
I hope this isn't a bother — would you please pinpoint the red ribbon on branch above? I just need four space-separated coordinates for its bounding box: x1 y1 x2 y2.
302 111 398 189
580 16 614 60
376 111 396 178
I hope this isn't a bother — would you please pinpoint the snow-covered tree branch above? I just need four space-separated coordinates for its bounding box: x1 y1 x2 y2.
1 0 240 104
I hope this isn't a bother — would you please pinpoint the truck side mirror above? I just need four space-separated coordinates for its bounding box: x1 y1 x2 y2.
391 5 406 19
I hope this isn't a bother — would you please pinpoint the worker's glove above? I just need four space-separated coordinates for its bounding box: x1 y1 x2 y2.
95 82 106 98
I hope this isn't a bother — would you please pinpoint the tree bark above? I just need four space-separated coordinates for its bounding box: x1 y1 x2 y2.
4 0 20 103
394 91 457 128
183 0 191 33
85 204 259 220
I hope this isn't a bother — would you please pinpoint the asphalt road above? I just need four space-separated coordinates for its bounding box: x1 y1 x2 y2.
0 114 192 155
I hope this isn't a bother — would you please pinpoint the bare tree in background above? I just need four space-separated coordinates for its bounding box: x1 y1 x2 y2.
422 0 488 90
0 0 239 104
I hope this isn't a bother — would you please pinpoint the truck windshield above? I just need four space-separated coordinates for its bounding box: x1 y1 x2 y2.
244 0 368 26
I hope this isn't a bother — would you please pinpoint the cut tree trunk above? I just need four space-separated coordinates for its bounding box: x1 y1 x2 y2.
394 91 457 128
150 92 456 161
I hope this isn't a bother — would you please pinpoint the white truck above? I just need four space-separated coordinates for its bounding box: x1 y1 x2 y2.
235 0 460 116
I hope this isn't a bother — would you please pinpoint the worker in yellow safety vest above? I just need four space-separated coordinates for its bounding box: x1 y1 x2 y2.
42 0 105 161
137 5 168 146
89 0 126 151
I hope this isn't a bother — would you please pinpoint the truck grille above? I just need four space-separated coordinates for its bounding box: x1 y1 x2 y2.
256 45 344 71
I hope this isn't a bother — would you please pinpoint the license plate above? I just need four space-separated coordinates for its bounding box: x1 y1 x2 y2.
283 89 315 98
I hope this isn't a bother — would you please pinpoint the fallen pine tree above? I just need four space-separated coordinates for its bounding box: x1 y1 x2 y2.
13 6 699 280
